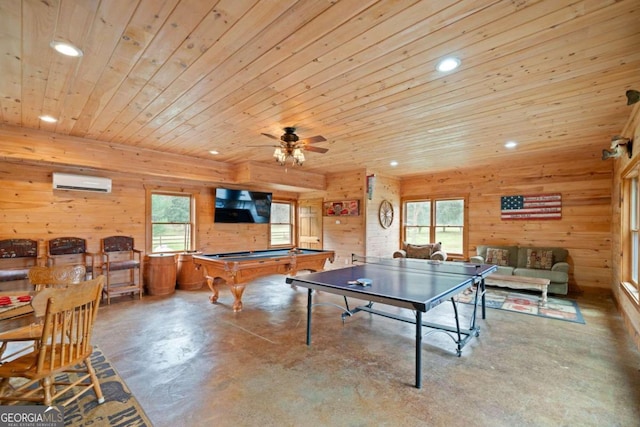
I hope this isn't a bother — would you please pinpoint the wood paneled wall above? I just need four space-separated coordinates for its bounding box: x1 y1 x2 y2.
303 170 367 268
365 173 401 258
0 162 296 258
402 152 613 292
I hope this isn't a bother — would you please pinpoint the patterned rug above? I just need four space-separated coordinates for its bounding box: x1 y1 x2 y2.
5 346 152 426
456 286 585 324
62 347 152 426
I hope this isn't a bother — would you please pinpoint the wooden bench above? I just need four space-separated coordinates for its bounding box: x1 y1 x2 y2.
484 273 550 306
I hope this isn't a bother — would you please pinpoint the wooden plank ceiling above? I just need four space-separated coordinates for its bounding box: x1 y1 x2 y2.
1 0 638 177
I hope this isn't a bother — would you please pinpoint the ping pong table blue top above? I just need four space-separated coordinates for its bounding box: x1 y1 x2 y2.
286 258 496 312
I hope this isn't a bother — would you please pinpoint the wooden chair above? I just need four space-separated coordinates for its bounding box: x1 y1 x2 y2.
99 236 142 304
0 239 41 289
0 276 105 407
0 265 88 362
47 237 97 279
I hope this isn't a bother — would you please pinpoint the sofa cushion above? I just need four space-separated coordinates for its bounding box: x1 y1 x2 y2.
517 247 568 268
485 248 510 266
525 248 554 270
475 245 519 267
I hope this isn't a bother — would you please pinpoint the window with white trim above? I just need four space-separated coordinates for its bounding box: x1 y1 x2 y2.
403 197 465 255
149 192 195 253
270 201 294 247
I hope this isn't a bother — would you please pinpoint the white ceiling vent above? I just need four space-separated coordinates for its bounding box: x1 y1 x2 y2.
52 173 112 193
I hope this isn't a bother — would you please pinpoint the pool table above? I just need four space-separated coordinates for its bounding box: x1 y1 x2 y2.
193 248 335 312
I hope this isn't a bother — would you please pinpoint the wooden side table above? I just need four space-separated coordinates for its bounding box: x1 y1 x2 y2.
484 274 550 306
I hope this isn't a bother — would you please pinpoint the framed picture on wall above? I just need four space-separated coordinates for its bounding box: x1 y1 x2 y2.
324 200 360 216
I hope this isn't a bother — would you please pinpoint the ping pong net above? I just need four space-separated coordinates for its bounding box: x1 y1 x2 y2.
350 254 486 280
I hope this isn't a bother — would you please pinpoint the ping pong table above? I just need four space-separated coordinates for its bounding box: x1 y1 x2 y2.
285 255 497 388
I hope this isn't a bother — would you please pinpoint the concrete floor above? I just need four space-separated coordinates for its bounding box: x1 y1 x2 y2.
93 276 640 427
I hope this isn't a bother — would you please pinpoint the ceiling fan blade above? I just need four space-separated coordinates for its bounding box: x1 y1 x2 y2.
303 145 329 153
300 135 326 144
261 133 280 140
246 144 279 148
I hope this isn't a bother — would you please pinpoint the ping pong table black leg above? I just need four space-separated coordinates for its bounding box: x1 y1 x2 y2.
416 311 422 389
306 288 313 346
480 278 486 319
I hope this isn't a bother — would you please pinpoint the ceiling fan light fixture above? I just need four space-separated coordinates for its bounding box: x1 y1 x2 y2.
293 148 305 165
436 57 460 72
273 147 286 164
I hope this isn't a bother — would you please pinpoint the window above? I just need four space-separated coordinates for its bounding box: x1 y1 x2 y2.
623 171 640 302
270 201 294 247
149 192 194 253
403 198 465 254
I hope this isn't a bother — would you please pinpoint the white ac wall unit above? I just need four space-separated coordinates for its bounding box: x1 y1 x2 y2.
52 173 112 193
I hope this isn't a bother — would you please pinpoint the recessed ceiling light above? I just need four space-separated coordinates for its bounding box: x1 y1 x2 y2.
505 141 518 148
390 160 398 167
209 150 219 155
50 40 83 57
39 115 57 123
436 57 460 72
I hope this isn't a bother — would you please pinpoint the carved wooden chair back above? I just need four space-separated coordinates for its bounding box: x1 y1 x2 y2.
0 239 40 284
47 237 95 279
28 265 87 291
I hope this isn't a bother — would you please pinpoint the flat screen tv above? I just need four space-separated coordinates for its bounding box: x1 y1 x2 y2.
214 188 272 223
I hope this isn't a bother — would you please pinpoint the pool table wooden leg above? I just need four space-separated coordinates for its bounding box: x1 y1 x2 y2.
206 276 220 303
229 284 246 312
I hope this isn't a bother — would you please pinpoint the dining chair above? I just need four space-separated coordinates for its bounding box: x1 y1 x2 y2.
0 265 88 363
0 276 105 407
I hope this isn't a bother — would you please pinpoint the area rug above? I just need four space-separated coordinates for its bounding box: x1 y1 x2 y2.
7 346 152 426
456 287 585 324
60 346 152 426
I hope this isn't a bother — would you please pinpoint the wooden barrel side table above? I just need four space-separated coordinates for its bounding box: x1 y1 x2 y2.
144 254 177 296
177 252 205 290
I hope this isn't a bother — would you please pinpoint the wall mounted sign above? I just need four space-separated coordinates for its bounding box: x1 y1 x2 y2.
500 193 562 220
324 200 360 216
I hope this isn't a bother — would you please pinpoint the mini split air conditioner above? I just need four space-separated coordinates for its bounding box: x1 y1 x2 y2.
52 173 112 193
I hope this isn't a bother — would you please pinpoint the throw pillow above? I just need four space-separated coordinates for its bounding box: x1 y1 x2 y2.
485 248 509 266
406 244 433 259
526 249 554 270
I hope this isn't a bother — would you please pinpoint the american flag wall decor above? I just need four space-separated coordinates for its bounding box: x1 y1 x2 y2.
500 194 562 220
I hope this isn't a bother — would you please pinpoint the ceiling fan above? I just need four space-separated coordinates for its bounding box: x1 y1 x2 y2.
259 127 328 166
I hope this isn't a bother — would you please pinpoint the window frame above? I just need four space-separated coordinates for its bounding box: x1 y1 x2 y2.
145 188 197 254
622 166 640 304
401 196 467 257
269 200 296 248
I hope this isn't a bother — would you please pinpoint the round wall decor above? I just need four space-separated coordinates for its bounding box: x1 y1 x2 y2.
379 200 394 229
